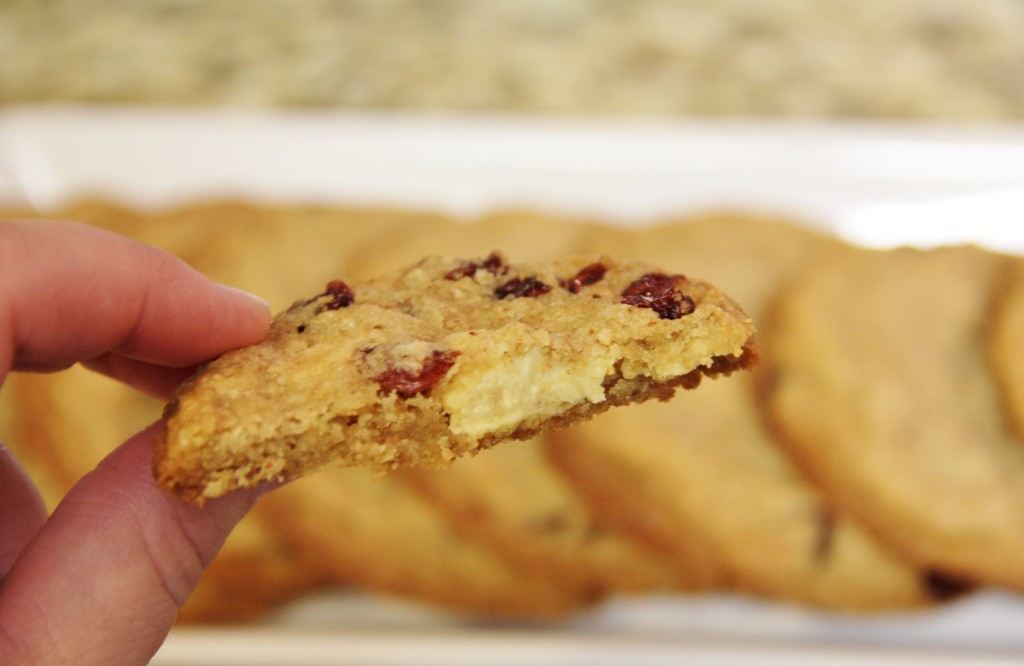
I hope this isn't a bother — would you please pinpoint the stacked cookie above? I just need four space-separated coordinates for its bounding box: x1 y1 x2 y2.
1 202 1022 623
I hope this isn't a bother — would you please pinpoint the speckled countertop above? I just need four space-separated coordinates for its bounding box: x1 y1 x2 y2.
2 0 1024 121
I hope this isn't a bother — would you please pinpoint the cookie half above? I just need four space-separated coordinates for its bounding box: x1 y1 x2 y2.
155 253 757 504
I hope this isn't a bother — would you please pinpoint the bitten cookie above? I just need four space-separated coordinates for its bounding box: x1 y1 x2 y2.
154 253 757 504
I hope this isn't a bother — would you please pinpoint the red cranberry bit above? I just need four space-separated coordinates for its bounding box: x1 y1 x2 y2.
373 350 460 397
494 276 552 299
444 252 506 280
620 273 695 320
480 252 504 273
444 262 478 281
316 280 355 313
564 262 607 294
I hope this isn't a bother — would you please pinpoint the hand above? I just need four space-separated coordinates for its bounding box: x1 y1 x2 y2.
0 220 271 665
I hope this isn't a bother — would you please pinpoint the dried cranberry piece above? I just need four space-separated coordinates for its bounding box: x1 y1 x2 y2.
444 263 478 281
494 276 551 299
444 252 506 280
480 252 504 273
372 349 460 397
620 273 695 320
315 280 355 313
564 262 607 294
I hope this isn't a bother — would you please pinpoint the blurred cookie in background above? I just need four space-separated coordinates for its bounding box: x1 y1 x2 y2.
398 435 712 603
263 467 598 619
547 216 943 610
344 209 614 280
988 259 1024 444
759 243 1024 590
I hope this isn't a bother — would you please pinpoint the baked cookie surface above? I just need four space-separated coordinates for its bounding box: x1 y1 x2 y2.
155 253 757 503
760 244 1024 588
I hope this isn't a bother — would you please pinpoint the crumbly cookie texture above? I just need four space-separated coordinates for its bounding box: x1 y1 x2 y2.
154 253 757 504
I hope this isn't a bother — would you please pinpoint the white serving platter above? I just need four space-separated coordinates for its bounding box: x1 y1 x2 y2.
3 106 1024 252
2 107 1024 665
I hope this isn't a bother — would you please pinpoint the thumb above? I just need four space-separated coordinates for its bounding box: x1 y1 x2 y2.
0 424 259 666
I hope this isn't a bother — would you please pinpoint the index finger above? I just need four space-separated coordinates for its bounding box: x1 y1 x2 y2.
0 220 271 374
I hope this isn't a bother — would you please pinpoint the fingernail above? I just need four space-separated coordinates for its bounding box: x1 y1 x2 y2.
217 284 271 310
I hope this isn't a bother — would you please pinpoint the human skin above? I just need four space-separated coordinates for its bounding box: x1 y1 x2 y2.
0 220 271 665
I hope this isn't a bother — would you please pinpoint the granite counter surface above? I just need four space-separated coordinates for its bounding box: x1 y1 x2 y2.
2 0 1024 121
